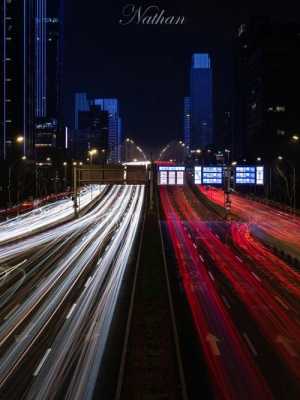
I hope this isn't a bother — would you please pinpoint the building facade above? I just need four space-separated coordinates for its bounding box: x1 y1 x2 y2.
74 93 122 163
183 96 191 147
0 0 63 163
34 0 64 161
0 0 35 161
234 18 300 161
73 104 109 161
189 53 214 150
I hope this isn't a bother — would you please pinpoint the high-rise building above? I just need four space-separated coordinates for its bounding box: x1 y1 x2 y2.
183 97 191 147
73 104 109 161
0 0 35 161
74 93 122 163
234 18 300 161
0 0 64 162
189 53 214 149
34 0 64 161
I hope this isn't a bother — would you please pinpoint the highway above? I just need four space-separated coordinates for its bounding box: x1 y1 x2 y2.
200 186 300 258
0 184 145 400
160 185 300 399
0 185 105 245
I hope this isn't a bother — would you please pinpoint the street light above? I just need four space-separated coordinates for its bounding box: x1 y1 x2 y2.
291 135 299 142
277 156 296 216
224 149 231 164
16 136 24 144
88 149 98 165
63 162 68 190
257 157 262 162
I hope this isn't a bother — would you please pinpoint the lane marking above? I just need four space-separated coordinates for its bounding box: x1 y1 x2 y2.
243 333 257 357
208 271 215 281
33 348 52 376
235 255 243 263
221 296 231 309
275 296 289 311
251 272 261 282
199 255 204 263
193 243 197 249
66 303 77 320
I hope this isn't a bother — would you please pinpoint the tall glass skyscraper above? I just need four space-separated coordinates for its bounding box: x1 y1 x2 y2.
0 0 35 161
0 0 63 162
34 0 64 160
183 97 191 147
75 93 122 163
190 53 214 149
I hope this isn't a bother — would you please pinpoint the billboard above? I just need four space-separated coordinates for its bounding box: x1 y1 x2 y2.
235 166 264 185
194 166 202 184
256 166 264 185
158 166 185 185
202 166 223 185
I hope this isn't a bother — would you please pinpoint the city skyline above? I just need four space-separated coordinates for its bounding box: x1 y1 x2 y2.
0 2 300 399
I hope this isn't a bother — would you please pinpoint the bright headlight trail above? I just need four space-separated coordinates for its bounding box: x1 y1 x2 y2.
0 185 144 398
0 185 105 245
26 186 144 400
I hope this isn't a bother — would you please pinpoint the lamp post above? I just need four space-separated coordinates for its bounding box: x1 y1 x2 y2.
88 149 98 165
63 162 68 190
7 136 26 207
277 156 296 216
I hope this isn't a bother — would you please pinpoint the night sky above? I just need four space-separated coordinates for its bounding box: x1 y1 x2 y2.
63 0 300 156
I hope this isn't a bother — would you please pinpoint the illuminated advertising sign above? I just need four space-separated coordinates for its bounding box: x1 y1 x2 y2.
177 171 184 185
160 171 168 185
194 166 202 184
256 166 264 185
168 171 176 185
235 166 264 185
202 167 223 185
158 166 185 185
235 166 256 184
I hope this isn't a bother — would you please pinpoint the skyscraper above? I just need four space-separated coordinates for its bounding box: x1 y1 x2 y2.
73 104 109 161
189 53 214 149
234 18 300 161
75 93 122 163
183 97 191 147
34 0 64 161
0 0 35 161
0 0 64 162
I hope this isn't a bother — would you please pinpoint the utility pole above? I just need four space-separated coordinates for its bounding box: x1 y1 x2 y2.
293 166 296 218
224 165 232 221
8 166 12 208
149 153 154 211
73 166 79 218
